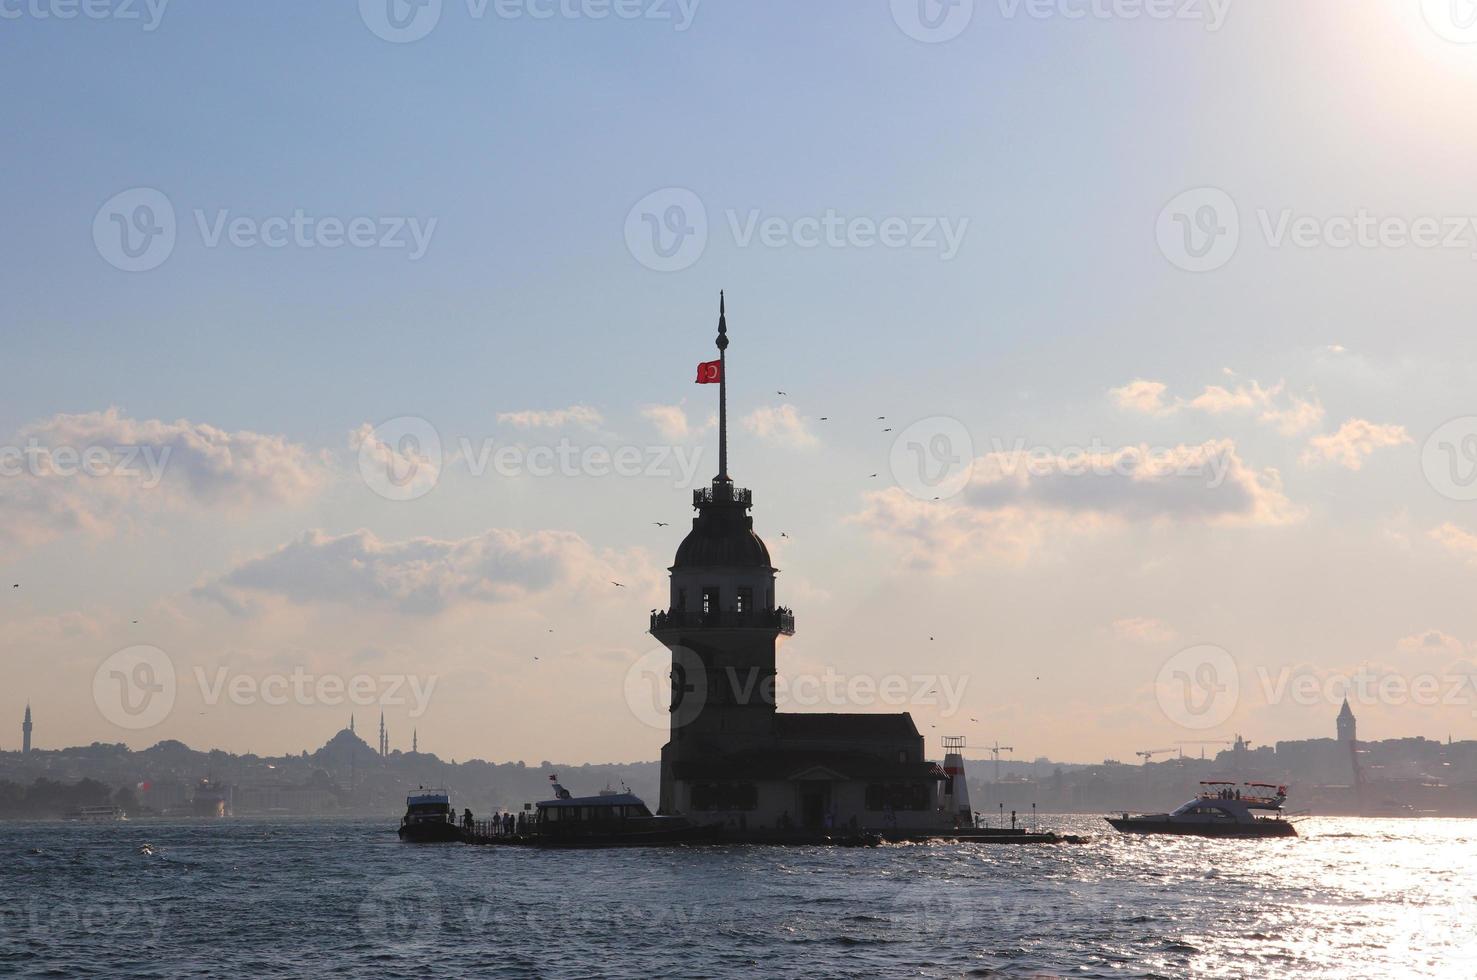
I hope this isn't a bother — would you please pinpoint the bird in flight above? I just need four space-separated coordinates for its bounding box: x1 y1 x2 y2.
869 473 879 478
883 428 893 433
819 417 829 421
780 532 789 538
612 582 627 588
652 522 669 527
777 390 788 396
875 416 887 420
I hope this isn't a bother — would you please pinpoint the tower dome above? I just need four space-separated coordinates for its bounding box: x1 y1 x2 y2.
673 483 772 570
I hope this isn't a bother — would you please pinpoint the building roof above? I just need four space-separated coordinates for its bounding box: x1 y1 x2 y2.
774 713 921 740
673 749 941 783
673 482 773 570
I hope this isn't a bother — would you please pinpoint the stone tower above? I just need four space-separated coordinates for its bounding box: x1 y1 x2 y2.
22 703 32 754
1337 697 1356 743
650 294 794 815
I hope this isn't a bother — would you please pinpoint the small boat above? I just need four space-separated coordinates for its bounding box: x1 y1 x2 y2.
1107 781 1298 838
477 782 718 848
397 788 463 843
69 805 127 822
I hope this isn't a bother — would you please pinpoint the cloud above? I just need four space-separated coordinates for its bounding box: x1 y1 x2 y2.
496 406 603 430
639 403 713 442
1109 380 1175 417
1112 617 1179 645
1301 419 1410 470
1394 629 1465 659
0 409 325 547
1430 523 1477 566
851 440 1300 569
200 527 645 615
349 422 441 499
742 405 817 449
1112 378 1325 435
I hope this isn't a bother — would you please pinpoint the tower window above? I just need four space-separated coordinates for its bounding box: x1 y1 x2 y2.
702 587 719 617
736 587 752 614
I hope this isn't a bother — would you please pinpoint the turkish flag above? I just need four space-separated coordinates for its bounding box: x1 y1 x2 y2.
695 359 722 384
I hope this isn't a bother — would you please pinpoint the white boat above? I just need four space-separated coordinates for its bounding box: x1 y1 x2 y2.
1107 781 1298 838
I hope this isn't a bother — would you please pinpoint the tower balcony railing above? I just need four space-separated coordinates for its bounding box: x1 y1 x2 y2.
650 607 795 635
693 485 752 508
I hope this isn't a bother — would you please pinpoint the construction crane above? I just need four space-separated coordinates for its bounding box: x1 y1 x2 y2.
985 741 1014 782
1135 748 1177 765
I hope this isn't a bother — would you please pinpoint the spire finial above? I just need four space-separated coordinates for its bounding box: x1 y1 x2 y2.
717 291 729 482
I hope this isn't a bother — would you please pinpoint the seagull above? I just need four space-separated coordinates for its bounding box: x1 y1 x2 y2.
875 416 887 420
929 636 935 641
611 582 627 588
883 428 893 432
819 417 829 421
11 584 17 588
652 522 669 527
869 473 878 478
777 390 788 396
780 532 789 538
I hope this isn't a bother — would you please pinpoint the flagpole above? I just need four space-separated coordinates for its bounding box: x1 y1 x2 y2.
717 290 729 484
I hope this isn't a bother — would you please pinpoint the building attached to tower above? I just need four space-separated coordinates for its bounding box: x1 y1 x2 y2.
650 298 947 831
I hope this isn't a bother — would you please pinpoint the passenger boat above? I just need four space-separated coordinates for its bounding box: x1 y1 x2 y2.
397 788 463 843
1106 781 1298 838
479 783 719 848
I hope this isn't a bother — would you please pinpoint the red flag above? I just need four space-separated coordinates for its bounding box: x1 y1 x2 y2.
696 359 722 384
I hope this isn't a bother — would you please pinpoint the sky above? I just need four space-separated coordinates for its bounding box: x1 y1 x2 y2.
6 0 1477 766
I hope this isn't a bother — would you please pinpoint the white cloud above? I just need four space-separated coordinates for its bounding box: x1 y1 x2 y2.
639 403 713 442
1112 377 1324 435
1109 380 1175 417
1302 419 1410 470
200 527 647 615
742 405 817 449
1112 617 1179 645
0 409 325 547
496 406 603 430
1430 523 1477 566
851 440 1300 569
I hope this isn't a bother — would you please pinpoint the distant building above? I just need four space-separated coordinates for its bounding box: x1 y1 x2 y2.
650 297 945 831
21 703 31 754
1337 697 1357 744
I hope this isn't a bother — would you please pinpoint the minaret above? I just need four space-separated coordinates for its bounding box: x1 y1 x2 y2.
650 294 794 815
412 729 418 754
378 713 387 759
22 703 32 754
